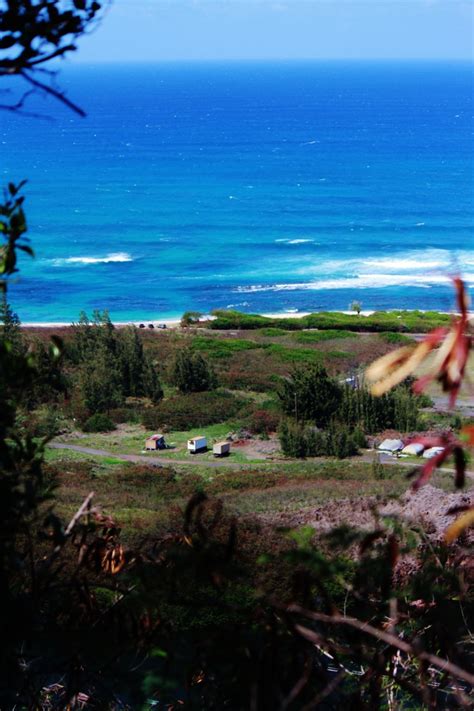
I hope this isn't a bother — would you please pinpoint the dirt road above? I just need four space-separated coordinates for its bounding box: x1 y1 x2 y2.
49 442 474 479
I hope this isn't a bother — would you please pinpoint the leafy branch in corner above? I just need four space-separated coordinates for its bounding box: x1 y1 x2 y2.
0 0 104 115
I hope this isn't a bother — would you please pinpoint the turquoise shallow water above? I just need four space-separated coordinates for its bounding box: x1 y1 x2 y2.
2 61 473 322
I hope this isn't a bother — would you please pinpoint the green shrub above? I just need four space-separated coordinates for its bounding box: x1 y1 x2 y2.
180 311 202 327
83 413 115 433
209 309 450 334
30 406 65 438
293 329 356 343
108 407 143 425
191 336 259 358
258 327 290 337
352 427 368 449
142 390 244 431
379 332 414 345
278 421 327 458
329 425 359 459
278 419 361 459
327 350 351 359
264 344 323 364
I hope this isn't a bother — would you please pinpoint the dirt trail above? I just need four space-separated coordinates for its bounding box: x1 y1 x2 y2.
49 442 474 478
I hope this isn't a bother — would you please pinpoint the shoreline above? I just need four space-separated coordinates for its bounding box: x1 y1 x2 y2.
20 308 466 329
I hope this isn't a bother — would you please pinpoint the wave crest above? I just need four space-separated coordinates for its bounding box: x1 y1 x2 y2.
51 252 133 266
234 273 474 294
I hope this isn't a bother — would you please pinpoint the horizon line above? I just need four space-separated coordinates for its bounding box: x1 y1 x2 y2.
69 56 474 65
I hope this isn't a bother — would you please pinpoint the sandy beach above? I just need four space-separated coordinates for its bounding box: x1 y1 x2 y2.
19 310 384 329
21 308 470 330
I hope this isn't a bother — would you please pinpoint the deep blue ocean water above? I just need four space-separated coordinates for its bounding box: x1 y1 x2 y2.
2 61 473 322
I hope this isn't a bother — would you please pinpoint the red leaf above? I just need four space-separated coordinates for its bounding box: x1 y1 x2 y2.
412 447 451 491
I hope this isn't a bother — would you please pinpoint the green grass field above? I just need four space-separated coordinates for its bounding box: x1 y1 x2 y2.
59 422 270 463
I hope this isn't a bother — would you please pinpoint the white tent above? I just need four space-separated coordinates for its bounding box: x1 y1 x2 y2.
423 446 445 459
401 443 425 456
378 439 404 453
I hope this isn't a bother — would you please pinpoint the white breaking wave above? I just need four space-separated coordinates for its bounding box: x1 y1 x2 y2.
293 249 474 278
275 238 315 245
51 252 133 266
234 272 474 294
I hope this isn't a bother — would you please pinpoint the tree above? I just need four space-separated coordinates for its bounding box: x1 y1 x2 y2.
349 299 362 315
171 348 216 393
279 365 342 427
180 310 202 327
119 326 147 397
0 0 103 116
0 293 24 354
79 347 124 413
143 357 163 404
26 336 67 406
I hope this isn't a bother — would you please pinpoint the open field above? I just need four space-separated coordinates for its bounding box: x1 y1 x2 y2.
46 444 473 549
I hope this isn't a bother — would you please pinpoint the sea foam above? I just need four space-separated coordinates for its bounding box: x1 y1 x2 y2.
51 252 133 266
234 273 474 294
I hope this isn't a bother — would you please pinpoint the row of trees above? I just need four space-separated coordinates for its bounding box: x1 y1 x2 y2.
1 301 219 429
279 364 424 432
279 420 365 459
277 364 425 458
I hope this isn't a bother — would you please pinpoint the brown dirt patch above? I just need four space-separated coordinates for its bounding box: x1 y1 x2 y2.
258 484 474 542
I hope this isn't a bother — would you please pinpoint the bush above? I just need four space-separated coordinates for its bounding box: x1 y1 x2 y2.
329 425 359 459
352 426 368 449
245 409 280 436
278 421 327 458
30 406 65 438
192 336 259 358
379 331 414 345
142 390 244 431
209 309 450 333
82 413 115 433
180 311 202 327
108 407 143 425
292 329 356 343
258 327 289 337
279 420 360 459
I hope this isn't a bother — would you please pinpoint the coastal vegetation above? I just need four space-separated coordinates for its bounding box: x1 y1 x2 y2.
208 307 452 333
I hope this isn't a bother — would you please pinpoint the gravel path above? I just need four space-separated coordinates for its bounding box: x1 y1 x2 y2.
49 442 474 479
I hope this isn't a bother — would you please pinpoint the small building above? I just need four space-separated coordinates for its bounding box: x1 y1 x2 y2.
213 441 231 457
145 434 166 450
188 436 207 454
378 438 404 453
423 446 445 460
401 443 425 457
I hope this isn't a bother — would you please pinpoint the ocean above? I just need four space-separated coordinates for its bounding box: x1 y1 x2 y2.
2 61 473 322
